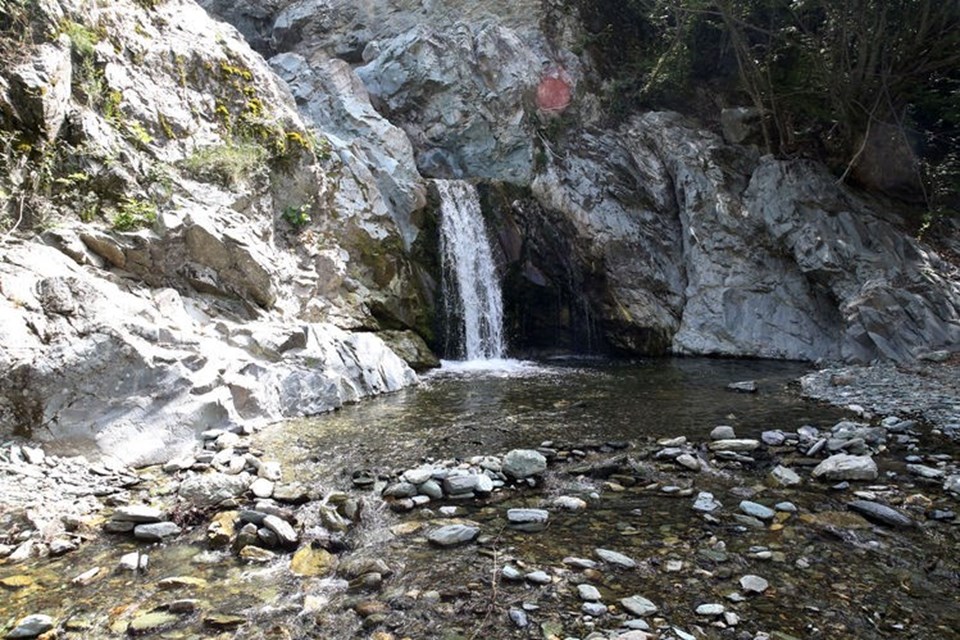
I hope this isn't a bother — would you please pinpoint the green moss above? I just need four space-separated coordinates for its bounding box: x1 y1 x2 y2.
180 142 267 186
282 203 311 228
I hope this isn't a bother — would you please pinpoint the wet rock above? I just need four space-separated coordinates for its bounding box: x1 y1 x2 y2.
134 522 182 541
739 501 775 521
179 472 251 507
711 425 737 440
383 481 418 498
443 475 479 495
427 524 479 547
272 483 310 504
620 595 658 616
239 546 275 562
811 454 878 481
578 584 602 601
769 465 802 487
676 454 701 471
848 500 914 528
403 467 436 485
739 574 769 593
207 511 238 547
262 515 298 546
49 537 78 556
112 505 163 523
553 495 588 510
157 576 208 590
727 380 758 393
596 548 637 569
339 557 393 579
71 567 101 586
128 611 181 635
708 439 759 452
501 565 523 581
942 475 960 495
290 544 337 577
203 614 245 629
906 464 944 479
615 632 654 640
418 479 444 499
582 601 607 616
762 430 787 446
119 552 149 572
693 491 722 513
507 508 549 532
503 449 547 479
564 557 598 570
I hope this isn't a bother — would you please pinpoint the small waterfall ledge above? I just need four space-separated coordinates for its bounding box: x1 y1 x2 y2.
436 179 506 361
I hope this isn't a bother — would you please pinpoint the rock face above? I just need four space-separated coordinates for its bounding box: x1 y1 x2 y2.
0 0 420 464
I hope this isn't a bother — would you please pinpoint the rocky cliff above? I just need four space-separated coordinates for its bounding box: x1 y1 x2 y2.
1 0 958 462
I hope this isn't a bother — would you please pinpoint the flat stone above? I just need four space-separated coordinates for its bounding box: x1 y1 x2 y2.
502 449 547 479
239 546 275 562
553 495 588 510
582 601 607 616
119 552 149 572
739 501 775 521
112 505 163 523
762 430 786 446
134 522 182 542
290 545 337 577
848 500 914 528
383 481 418 498
768 465 802 487
812 454 878 481
7 614 54 639
906 464 944 479
403 467 435 484
203 614 246 629
596 548 637 568
727 380 758 393
157 576 208 590
740 574 769 593
563 556 598 569
128 611 180 635
507 508 548 532
620 595 658 617
443 474 479 495
676 454 701 471
708 439 759 452
525 570 551 584
427 524 479 547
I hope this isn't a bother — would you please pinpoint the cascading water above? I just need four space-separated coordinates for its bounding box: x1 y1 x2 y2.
436 179 506 361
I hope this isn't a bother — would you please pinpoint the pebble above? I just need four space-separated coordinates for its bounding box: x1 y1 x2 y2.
134 522 182 541
620 595 658 617
595 548 637 568
525 570 551 585
502 449 547 479
501 565 524 581
128 611 180 634
739 574 769 593
553 495 588 510
563 556 598 570
676 454 701 471
710 425 737 440
695 603 725 616
403 467 435 484
577 584 602 601
693 491 722 513
769 465 802 487
762 430 787 446
727 380 758 393
848 499 914 528
119 552 149 572
508 608 528 628
582 602 607 616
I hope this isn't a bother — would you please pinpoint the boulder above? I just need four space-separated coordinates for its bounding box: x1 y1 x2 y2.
502 449 547 479
811 454 878 482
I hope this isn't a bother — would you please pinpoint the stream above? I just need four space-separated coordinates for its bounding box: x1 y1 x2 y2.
2 357 959 639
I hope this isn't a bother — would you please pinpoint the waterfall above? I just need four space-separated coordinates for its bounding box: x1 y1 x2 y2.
436 179 506 361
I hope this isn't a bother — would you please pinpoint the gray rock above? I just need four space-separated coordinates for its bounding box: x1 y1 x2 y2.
768 465 802 487
739 501 775 521
383 481 418 498
945 475 960 496
443 474 479 495
708 439 760 452
133 522 183 541
739 574 769 593
508 607 528 628
403 467 435 485
553 495 588 511
6 614 55 639
711 425 736 440
119 552 149 572
525 570 551 584
502 449 547 479
507 508 549 532
563 557 598 570
726 380 757 393
249 477 274 498
695 603 725 616
418 479 444 499
427 524 479 547
595 548 637 569
178 473 252 507
112 506 164 523
761 430 787 446
811 454 878 482
262 515 298 546
692 491 722 513
501 565 524 581
577 584 602 601
906 464 944 479
675 454 701 471
620 595 658 617
848 500 914 528
582 602 607 616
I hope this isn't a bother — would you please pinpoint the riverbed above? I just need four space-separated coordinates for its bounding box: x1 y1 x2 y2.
1 358 958 639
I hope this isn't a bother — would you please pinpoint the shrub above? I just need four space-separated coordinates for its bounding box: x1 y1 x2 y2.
112 197 157 231
180 142 267 186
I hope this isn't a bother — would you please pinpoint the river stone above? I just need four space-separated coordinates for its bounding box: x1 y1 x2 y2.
710 425 736 440
708 439 760 452
553 495 588 510
563 557 598 569
207 511 238 547
112 505 163 523
475 473 494 494
290 544 337 577
582 601 607 616
128 611 181 635
906 464 944 479
769 465 802 487
443 474 479 495
676 454 701 471
179 473 251 507
693 491 722 513
577 584 602 601
119 552 149 572
262 515 298 546
509 608 528 628
507 508 549 532
696 603 725 616
945 475 960 496
249 478 274 498
7 614 54 638
525 570 551 584
418 479 444 499
811 454 878 481
762 430 787 446
427 524 479 547
501 565 523 581
620 595 658 616
740 574 769 593
239 546 275 562
383 481 418 498
727 380 758 393
403 467 435 484
848 500 914 528
739 501 775 521
596 548 637 568
616 632 655 640
502 449 547 479
157 576 208 590
134 522 183 541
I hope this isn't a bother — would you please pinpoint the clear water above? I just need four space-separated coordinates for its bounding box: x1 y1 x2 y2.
436 179 506 360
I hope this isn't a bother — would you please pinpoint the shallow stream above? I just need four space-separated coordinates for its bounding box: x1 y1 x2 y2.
2 358 958 639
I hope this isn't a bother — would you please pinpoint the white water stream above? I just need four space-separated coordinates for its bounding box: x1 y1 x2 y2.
436 179 506 361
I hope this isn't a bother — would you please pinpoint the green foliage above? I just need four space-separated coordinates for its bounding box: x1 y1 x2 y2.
112 197 157 231
282 203 311 228
125 121 154 147
60 19 102 58
180 142 267 186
